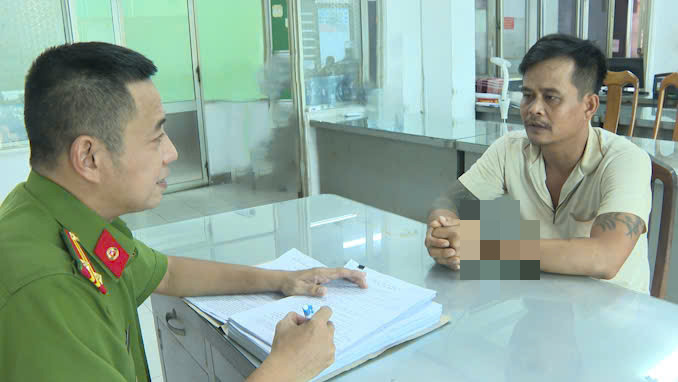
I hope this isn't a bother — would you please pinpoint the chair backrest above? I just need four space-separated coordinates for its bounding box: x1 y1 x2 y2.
603 70 639 136
651 72 678 141
648 158 676 298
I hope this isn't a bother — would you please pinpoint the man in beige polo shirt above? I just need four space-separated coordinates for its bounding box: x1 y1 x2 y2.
425 34 652 293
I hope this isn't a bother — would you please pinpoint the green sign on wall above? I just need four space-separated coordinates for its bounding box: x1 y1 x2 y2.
271 0 289 52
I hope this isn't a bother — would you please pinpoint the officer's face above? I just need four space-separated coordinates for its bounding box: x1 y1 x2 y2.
103 80 178 214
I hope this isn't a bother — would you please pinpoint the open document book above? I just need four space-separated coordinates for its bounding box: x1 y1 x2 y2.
186 249 447 381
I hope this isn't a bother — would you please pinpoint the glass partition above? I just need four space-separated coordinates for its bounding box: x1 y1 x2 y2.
0 2 67 149
72 0 115 44
502 0 529 76
475 0 495 77
300 0 365 110
195 1 265 102
121 0 195 103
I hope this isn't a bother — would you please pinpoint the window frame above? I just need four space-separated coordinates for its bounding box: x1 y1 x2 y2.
479 0 645 79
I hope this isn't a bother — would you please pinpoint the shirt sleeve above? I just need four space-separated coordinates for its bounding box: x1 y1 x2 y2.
0 276 132 382
130 240 168 307
458 135 508 200
596 147 652 227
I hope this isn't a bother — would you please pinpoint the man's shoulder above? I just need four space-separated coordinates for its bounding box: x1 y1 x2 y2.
495 129 529 149
596 127 649 161
0 186 73 305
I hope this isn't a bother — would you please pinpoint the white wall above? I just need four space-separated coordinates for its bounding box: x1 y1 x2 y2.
421 0 453 124
203 99 301 195
381 0 423 117
203 100 276 177
421 0 476 137
449 1 477 131
0 148 30 202
646 0 678 90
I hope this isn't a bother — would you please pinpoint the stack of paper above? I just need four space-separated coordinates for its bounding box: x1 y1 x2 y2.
186 249 445 381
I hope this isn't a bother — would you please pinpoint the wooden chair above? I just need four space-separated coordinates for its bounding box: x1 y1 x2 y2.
648 158 676 298
651 72 678 141
603 70 639 136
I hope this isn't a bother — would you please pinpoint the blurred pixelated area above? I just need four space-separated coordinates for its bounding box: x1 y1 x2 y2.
459 199 541 280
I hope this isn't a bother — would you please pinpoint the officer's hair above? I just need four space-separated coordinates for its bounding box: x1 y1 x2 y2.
24 42 157 170
519 34 607 99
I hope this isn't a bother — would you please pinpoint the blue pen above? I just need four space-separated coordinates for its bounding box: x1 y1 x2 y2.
302 304 314 319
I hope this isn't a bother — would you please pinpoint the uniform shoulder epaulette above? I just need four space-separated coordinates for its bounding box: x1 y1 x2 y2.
60 228 107 295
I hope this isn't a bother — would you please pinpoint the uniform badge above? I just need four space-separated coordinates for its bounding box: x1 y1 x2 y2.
94 229 130 278
60 229 107 295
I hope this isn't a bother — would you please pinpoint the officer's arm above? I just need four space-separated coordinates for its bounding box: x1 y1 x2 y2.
539 212 644 279
154 256 286 296
155 255 366 297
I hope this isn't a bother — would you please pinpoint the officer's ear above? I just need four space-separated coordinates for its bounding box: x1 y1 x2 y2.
69 135 107 184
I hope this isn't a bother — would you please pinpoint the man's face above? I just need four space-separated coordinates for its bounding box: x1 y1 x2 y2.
100 80 178 216
520 57 594 147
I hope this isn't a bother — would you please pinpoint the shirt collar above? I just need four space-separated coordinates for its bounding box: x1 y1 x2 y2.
24 170 136 277
578 124 604 176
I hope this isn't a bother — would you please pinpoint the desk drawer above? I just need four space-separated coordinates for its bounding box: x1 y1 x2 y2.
156 317 209 382
211 344 246 382
152 294 208 371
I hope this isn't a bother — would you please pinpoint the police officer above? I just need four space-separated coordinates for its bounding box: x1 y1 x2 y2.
0 42 367 382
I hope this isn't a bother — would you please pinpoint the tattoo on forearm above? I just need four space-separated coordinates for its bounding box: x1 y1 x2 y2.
432 180 479 217
594 213 644 238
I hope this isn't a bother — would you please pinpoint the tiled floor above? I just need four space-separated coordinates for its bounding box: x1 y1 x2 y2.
124 182 297 381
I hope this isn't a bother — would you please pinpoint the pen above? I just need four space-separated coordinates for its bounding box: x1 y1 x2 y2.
302 304 314 319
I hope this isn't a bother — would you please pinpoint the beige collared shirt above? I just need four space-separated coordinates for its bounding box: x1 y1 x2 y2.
459 126 652 293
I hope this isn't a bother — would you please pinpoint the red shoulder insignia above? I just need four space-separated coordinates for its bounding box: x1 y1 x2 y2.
93 229 130 278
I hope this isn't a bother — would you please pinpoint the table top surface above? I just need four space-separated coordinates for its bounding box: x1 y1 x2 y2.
135 194 678 382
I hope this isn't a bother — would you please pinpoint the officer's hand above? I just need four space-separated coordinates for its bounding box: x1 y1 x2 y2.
266 307 336 381
425 215 462 270
280 267 367 297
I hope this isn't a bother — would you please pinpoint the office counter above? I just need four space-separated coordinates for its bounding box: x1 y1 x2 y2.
139 194 678 382
308 114 524 216
309 112 517 148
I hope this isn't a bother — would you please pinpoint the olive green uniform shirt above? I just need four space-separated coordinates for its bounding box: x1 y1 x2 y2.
0 171 168 381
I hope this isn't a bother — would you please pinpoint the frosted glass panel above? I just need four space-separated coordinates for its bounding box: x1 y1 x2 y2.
74 0 115 44
195 0 265 101
0 1 66 148
121 0 195 102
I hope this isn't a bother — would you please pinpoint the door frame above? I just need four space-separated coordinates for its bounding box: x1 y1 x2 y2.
65 0 210 192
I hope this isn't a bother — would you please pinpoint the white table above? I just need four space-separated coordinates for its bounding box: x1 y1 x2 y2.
137 194 678 381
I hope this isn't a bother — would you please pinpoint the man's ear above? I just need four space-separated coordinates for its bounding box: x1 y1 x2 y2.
69 135 105 184
583 93 600 121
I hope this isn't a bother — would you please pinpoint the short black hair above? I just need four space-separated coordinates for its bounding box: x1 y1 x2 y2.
519 34 607 98
24 42 157 170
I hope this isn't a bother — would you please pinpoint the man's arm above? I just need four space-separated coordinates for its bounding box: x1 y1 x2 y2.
154 256 366 297
429 179 479 222
426 180 480 269
539 212 645 279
